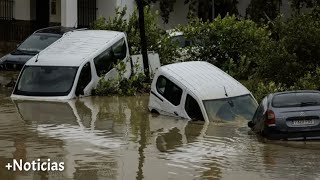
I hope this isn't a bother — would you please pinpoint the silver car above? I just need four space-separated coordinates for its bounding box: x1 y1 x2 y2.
248 90 320 140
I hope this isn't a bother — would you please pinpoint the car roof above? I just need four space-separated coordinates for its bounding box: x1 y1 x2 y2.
26 30 124 67
159 61 251 100
34 26 75 35
271 90 320 97
166 29 184 37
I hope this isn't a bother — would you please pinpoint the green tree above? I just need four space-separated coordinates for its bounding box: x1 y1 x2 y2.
149 0 238 23
246 0 282 23
290 0 320 14
185 0 238 20
179 15 272 80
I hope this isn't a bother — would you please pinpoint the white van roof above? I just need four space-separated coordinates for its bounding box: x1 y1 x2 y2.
26 30 123 67
166 30 184 37
159 61 251 100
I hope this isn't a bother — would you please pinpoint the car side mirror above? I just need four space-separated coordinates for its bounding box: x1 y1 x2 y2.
16 43 20 48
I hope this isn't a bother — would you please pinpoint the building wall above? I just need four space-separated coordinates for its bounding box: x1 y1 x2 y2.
152 0 190 30
237 0 251 17
61 0 77 27
96 0 117 20
117 0 135 20
50 0 61 23
14 0 31 20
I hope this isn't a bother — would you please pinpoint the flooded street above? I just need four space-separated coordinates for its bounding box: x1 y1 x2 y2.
0 75 320 179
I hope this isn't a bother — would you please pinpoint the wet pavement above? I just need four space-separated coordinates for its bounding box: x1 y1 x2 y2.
0 73 320 180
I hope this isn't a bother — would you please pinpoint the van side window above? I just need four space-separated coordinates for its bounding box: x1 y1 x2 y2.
156 76 182 106
112 38 127 61
185 94 204 121
76 62 92 96
94 48 115 77
94 38 127 77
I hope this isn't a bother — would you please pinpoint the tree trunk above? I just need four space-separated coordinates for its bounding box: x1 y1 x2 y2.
137 0 150 81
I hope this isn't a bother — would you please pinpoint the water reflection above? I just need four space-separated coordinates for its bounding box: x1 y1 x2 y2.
0 91 320 179
12 98 121 179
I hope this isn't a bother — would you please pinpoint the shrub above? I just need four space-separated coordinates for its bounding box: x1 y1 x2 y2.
93 61 150 96
179 15 272 80
254 9 320 86
92 6 179 65
243 67 320 102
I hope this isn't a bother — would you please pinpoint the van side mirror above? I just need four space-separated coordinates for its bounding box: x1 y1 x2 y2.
248 121 254 128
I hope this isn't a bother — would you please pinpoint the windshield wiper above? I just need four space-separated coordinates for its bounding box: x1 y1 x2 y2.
224 86 234 107
300 102 319 106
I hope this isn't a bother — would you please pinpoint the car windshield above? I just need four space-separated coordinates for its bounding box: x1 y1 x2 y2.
18 34 60 52
203 94 258 121
14 66 78 96
170 35 192 48
272 92 320 108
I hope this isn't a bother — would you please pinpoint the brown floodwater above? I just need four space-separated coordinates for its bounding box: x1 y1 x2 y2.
0 74 320 180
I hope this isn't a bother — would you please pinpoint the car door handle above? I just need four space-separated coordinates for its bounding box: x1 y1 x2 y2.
174 111 178 116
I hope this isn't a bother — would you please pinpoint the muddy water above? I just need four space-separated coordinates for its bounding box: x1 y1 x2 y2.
0 80 320 179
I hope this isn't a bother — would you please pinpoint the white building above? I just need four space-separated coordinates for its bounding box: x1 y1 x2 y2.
1 0 297 27
0 0 298 42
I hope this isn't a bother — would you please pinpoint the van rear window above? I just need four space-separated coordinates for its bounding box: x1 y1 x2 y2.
272 92 320 107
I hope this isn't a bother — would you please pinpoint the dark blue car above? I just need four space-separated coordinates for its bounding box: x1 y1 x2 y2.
0 26 74 70
248 90 320 140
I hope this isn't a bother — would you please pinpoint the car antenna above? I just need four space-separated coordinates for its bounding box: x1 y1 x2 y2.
35 53 40 62
224 86 228 97
73 20 78 29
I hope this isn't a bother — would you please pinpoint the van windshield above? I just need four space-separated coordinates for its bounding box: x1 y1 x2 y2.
14 66 78 96
203 94 258 121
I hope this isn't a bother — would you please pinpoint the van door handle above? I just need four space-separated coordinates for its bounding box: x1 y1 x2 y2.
174 111 178 116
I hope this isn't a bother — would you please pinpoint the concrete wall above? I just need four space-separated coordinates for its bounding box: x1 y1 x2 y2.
61 0 77 27
151 0 254 30
96 0 117 20
50 0 61 23
152 0 190 30
14 0 31 20
237 0 251 17
117 0 135 20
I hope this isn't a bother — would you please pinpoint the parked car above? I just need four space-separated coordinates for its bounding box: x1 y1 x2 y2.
11 30 133 100
166 30 194 62
148 61 258 122
167 30 192 48
248 90 320 140
0 26 74 70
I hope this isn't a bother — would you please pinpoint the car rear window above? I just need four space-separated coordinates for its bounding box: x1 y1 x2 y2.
272 92 320 108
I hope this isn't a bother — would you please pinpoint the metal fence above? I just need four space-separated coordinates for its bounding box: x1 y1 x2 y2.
0 20 34 42
78 0 97 28
0 0 14 20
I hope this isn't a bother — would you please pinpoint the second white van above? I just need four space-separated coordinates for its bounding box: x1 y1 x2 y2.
148 61 258 122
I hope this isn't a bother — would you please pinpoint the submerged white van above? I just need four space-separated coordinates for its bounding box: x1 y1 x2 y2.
11 30 132 100
148 61 258 122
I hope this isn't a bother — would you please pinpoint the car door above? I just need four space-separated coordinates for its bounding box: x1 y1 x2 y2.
252 97 268 133
75 62 93 97
184 94 205 121
152 75 183 117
